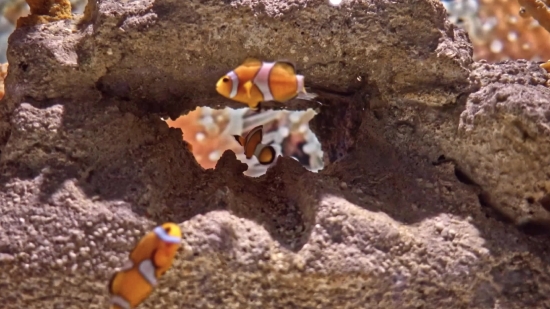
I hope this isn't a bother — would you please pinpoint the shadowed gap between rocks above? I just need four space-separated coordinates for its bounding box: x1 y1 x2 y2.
2 72 549 253
3 67 550 307
0 94 328 252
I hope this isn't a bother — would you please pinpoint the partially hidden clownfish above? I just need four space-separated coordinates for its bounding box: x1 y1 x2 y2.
233 125 277 165
108 223 182 309
215 57 318 111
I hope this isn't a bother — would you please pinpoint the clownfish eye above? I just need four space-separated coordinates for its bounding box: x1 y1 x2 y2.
222 77 229 83
164 227 171 233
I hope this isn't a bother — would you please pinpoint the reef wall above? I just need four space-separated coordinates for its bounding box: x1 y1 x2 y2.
1 0 550 308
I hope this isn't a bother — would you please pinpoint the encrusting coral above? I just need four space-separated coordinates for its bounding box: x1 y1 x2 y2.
0 0 87 62
165 106 323 177
443 0 550 63
165 108 245 171
77 0 95 26
16 0 72 28
518 0 550 72
0 63 7 100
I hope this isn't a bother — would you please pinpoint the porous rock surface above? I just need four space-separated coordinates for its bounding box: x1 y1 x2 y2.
1 0 550 308
377 59 550 229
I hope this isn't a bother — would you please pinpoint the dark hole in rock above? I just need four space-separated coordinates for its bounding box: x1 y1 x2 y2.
517 219 550 236
478 192 514 224
454 166 477 185
18 62 28 72
538 194 550 212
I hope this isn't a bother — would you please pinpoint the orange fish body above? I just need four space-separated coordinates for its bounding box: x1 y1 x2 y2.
108 223 182 309
216 58 317 110
234 125 277 165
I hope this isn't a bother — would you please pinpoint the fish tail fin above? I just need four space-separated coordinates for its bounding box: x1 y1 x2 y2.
296 75 306 93
296 91 319 101
295 75 318 101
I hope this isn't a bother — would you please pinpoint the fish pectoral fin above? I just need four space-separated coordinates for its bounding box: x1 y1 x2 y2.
243 81 253 98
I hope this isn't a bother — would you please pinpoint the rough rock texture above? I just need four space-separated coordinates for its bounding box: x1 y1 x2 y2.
1 0 550 308
375 60 550 230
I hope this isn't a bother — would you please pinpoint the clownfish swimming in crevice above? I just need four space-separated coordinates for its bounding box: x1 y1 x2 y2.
108 223 182 309
233 125 277 165
215 57 318 111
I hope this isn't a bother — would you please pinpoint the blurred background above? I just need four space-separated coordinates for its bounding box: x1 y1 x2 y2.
0 0 548 176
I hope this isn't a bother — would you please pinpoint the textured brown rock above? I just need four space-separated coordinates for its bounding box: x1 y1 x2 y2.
1 0 550 308
374 59 550 230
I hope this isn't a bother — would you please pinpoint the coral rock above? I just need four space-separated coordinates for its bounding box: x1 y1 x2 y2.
17 0 72 28
473 0 550 62
0 62 8 100
518 0 550 33
1 0 550 308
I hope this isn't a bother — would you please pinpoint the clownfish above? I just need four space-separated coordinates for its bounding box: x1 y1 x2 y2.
215 58 318 110
108 223 182 309
233 125 277 165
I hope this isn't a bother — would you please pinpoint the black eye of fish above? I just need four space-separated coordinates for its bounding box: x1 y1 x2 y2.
164 227 171 233
222 78 229 83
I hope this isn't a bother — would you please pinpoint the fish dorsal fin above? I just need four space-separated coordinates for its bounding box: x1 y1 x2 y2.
246 125 263 145
277 59 297 69
107 271 118 294
244 126 263 159
273 60 297 75
241 57 263 67
233 135 245 146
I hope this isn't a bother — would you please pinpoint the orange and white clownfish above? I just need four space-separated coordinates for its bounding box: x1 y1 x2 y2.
233 125 277 165
215 57 318 110
108 223 182 309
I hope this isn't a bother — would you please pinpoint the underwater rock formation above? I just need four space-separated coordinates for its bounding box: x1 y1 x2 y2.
0 0 87 63
1 0 550 308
